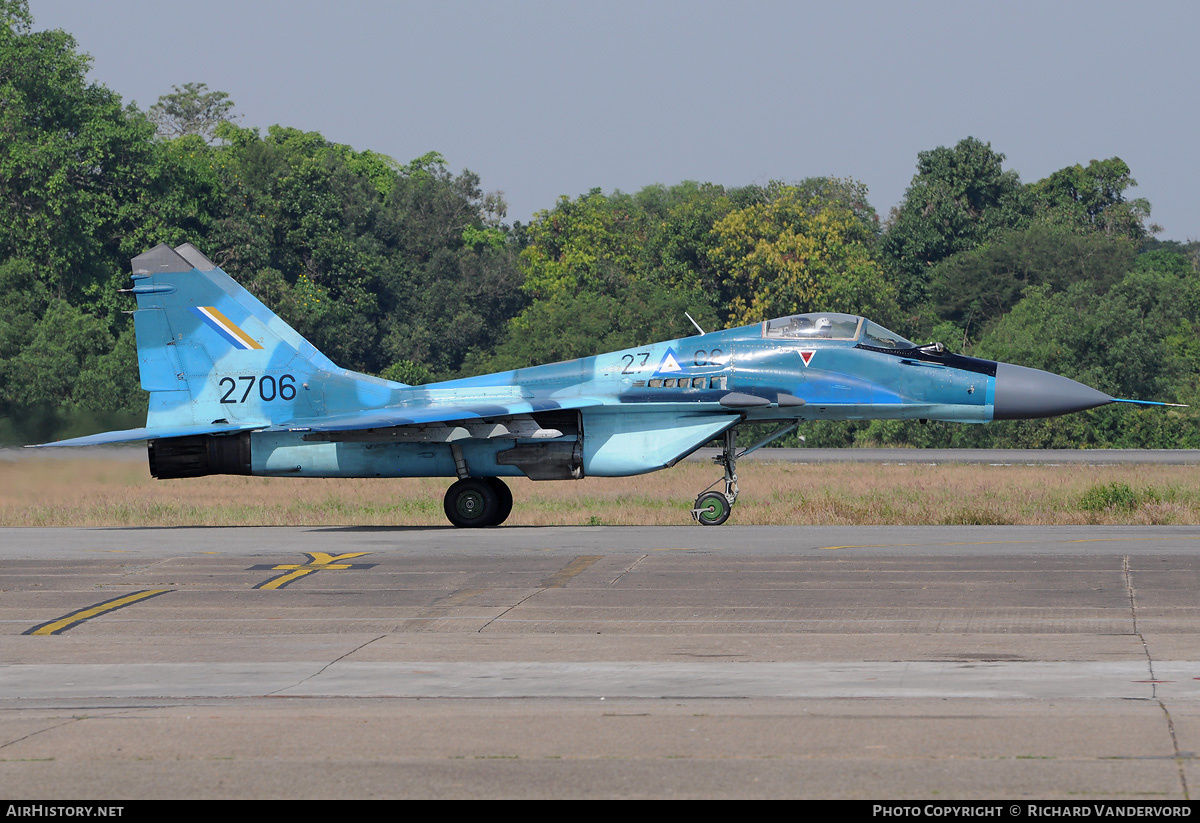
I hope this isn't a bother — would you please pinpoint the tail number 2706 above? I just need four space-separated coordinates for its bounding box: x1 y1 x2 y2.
219 374 297 403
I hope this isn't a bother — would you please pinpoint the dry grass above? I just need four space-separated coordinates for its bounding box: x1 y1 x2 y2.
3 452 1200 527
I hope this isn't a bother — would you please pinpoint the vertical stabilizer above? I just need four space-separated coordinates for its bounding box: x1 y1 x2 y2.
126 243 393 431
172 242 218 271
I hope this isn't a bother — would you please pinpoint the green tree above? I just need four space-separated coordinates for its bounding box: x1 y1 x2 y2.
373 155 526 377
709 184 897 327
380 359 433 385
469 182 741 373
0 2 532 440
0 0 29 31
0 0 157 302
1030 157 1159 240
0 262 141 443
789 176 880 238
966 256 1200 446
519 188 646 298
147 82 236 143
465 288 709 374
883 137 1028 309
631 180 746 303
928 224 1136 336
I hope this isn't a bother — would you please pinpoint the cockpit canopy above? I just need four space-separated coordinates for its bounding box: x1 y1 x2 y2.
861 320 915 349
763 313 914 349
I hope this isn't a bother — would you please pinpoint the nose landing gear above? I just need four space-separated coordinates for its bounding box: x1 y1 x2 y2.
692 429 739 526
691 422 800 526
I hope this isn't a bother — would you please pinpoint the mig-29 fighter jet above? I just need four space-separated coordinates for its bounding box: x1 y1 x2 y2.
32 244 1177 527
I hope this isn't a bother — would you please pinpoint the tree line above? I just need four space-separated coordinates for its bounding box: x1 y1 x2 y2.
2 1 1196 447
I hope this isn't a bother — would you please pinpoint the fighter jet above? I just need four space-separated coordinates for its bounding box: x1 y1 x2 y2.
33 243 1177 526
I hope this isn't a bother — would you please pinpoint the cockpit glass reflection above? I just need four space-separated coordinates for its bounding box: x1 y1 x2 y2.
763 313 861 340
861 320 914 349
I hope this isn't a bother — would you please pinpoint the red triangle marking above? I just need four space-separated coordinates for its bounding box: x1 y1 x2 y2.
799 350 815 366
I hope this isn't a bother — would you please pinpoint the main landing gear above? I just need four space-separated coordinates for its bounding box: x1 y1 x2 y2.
691 422 800 526
443 477 513 528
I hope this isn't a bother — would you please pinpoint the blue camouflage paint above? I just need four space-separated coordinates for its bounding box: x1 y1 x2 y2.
36 243 1126 484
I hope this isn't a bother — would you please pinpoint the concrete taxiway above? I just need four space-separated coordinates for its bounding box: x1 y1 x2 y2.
2 525 1199 799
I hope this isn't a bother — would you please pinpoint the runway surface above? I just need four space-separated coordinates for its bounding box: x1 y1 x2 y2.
2 525 1199 799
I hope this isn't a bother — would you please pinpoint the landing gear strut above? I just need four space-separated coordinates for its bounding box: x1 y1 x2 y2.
691 422 800 526
443 477 513 527
692 429 739 525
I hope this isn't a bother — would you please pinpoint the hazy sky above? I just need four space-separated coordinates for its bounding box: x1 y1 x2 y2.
31 1 1200 240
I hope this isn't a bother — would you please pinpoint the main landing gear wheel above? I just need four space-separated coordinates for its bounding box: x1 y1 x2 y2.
485 477 513 526
443 478 500 528
693 491 732 526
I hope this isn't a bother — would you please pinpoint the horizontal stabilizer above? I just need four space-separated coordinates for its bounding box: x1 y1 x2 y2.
29 422 263 448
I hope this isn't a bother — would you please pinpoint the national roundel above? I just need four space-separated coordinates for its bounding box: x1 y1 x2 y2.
655 348 684 375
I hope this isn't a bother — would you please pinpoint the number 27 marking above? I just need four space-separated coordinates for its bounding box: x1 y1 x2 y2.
620 352 651 374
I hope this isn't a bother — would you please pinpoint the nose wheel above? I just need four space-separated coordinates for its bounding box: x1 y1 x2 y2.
693 491 732 525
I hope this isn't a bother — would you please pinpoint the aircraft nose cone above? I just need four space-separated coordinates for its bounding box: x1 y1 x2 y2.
992 363 1113 420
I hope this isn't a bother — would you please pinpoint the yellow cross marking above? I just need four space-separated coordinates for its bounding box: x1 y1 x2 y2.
257 552 370 590
273 563 354 570
270 552 368 570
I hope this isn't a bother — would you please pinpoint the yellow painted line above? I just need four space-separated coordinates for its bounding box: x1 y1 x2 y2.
257 568 318 590
273 563 356 570
542 555 603 588
306 552 369 565
24 590 171 636
253 552 373 589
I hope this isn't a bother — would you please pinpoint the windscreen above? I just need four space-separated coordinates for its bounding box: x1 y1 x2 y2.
861 320 915 349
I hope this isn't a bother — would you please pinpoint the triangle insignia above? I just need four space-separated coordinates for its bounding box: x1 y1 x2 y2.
798 350 815 367
656 348 684 374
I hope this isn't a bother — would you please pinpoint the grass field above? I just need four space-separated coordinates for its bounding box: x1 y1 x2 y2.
3 451 1199 527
